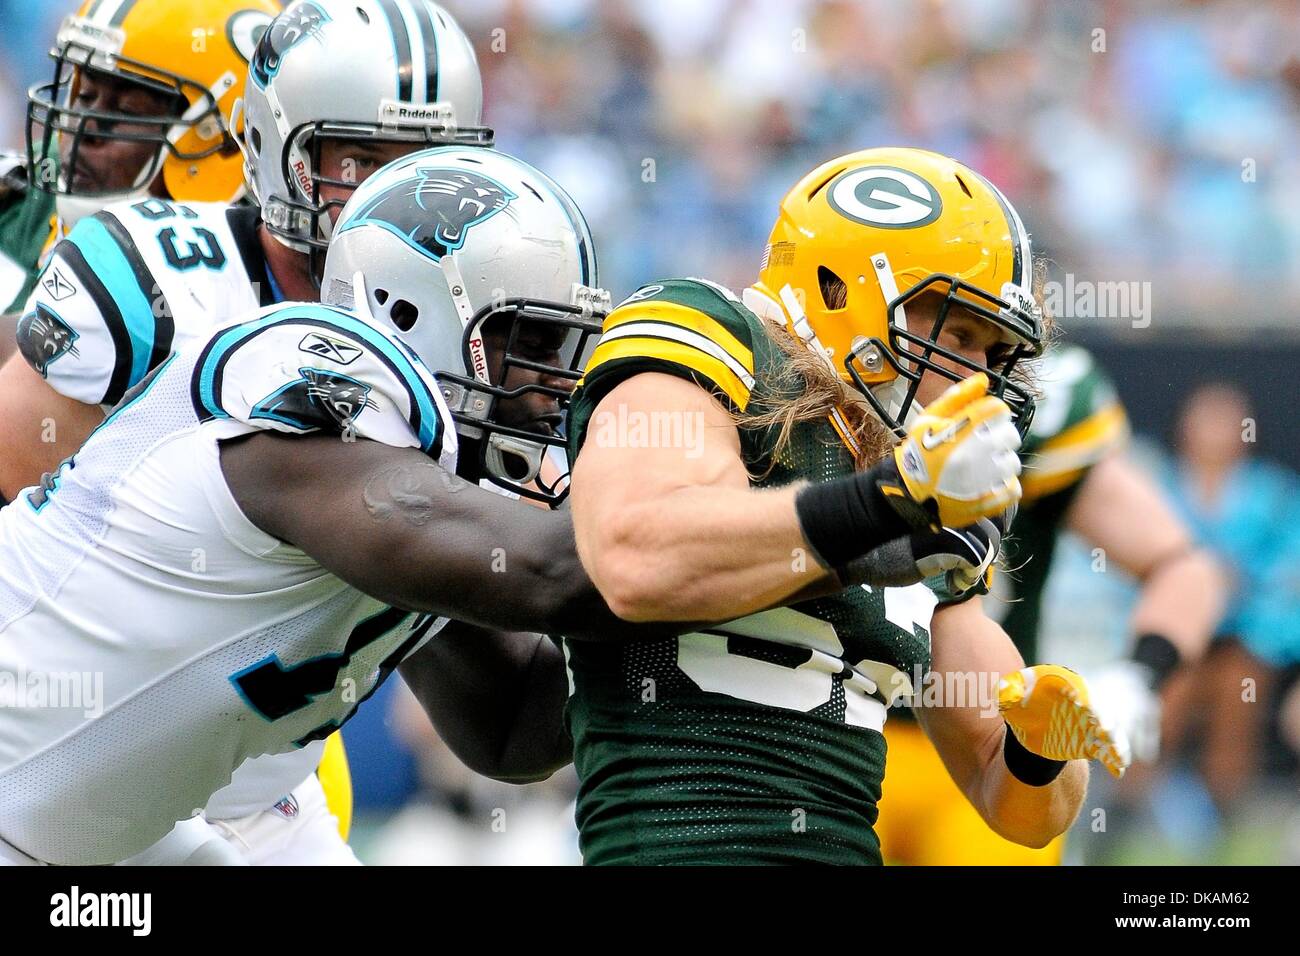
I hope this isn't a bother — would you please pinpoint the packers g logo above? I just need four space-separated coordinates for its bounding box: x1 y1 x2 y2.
827 166 943 229
227 9 276 65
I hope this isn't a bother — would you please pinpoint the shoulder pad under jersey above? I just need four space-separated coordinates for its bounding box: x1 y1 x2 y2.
1020 344 1129 503
189 303 454 461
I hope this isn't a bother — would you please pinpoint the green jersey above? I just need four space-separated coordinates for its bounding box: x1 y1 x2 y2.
999 345 1129 660
0 152 56 315
565 279 968 865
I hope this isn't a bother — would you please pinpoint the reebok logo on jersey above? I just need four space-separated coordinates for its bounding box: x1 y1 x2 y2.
299 332 363 366
41 265 77 301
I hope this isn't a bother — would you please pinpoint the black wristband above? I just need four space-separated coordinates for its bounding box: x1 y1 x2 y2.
1131 632 1182 690
837 537 926 588
794 464 914 571
1003 724 1067 786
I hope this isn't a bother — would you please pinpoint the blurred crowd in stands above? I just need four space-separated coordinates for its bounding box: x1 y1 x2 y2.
2 0 1296 863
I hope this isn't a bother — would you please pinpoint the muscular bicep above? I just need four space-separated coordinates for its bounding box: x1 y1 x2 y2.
572 371 749 514
398 622 571 782
220 432 588 631
0 351 104 500
1066 455 1192 577
914 598 1026 804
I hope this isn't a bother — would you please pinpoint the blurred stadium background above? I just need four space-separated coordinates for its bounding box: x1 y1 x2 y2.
3 0 1296 864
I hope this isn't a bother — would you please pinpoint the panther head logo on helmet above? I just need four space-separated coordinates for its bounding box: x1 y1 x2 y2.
341 168 516 261
250 1 331 90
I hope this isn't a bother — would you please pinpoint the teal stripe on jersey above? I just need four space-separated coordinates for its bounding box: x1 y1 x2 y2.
196 305 442 453
68 216 156 391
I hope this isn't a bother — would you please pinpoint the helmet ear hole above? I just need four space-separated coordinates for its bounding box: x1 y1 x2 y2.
818 266 848 311
390 299 419 331
373 288 389 305
249 127 261 157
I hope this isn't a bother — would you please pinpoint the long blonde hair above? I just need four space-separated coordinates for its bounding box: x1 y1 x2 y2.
737 263 1054 473
736 316 894 473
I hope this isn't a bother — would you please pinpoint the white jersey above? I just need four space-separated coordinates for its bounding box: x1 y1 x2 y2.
0 302 457 864
13 198 335 827
17 198 274 409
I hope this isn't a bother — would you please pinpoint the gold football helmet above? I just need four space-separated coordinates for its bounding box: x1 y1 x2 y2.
27 0 283 225
751 146 1044 436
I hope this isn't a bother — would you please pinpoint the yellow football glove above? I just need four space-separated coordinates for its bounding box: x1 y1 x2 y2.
879 374 1023 531
998 664 1132 778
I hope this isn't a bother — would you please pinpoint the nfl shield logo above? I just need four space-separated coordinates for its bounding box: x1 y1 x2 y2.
272 794 300 820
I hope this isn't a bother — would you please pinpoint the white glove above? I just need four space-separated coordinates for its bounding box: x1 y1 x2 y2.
884 373 1024 530
1086 661 1162 765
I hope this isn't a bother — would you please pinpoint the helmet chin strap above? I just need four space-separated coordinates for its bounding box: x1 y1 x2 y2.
437 253 546 487
868 250 922 429
745 284 868 458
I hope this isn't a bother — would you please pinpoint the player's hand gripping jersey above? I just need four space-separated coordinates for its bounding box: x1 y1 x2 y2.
564 279 980 865
0 303 454 865
17 200 274 408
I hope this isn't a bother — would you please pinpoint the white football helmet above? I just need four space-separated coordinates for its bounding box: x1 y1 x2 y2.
322 147 609 505
235 0 492 258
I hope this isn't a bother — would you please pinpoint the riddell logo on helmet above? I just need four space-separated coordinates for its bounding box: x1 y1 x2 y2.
380 101 454 127
469 337 489 381
61 18 125 56
291 159 312 194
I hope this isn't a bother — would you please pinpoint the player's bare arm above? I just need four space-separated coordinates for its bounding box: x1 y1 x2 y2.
1068 453 1226 662
0 312 17 366
916 597 1090 849
573 368 1022 623
397 622 570 784
0 351 103 500
571 371 834 622
219 430 680 642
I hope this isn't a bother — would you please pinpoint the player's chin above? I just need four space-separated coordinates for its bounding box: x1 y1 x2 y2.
523 413 564 438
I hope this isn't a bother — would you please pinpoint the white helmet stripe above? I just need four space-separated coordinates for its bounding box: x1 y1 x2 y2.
91 0 134 28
